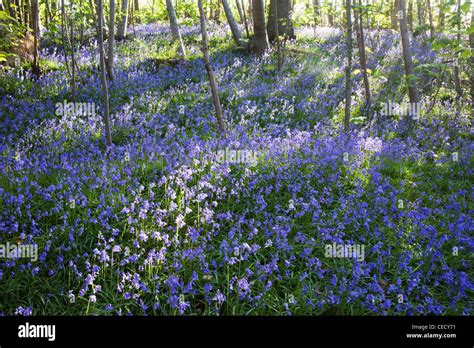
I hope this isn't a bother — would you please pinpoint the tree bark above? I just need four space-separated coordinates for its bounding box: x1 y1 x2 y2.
267 0 295 43
198 0 227 136
240 0 250 37
313 0 320 27
416 0 423 27
106 0 115 81
354 0 370 105
251 0 269 53
426 0 434 37
328 0 334 27
391 0 399 30
470 5 474 111
399 0 419 104
344 0 352 132
117 0 128 40
408 0 413 31
222 0 245 47
134 0 139 23
96 0 113 148
69 1 76 101
166 0 186 57
31 0 40 76
438 0 445 31
453 0 462 99
214 0 221 23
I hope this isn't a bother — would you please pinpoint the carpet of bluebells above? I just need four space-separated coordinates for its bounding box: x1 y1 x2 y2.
0 23 473 315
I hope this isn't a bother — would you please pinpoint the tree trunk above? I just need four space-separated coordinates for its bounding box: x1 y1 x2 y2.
166 0 186 57
426 0 433 37
240 0 250 37
313 0 320 27
69 1 76 101
60 0 70 76
106 0 115 81
248 0 253 24
117 0 128 40
5 0 15 19
469 6 474 116
344 0 352 132
354 0 370 105
273 0 282 69
328 0 334 27
215 0 221 23
31 0 40 76
134 0 139 23
399 0 419 104
438 0 445 31
408 0 413 31
251 0 269 53
236 0 244 23
44 0 51 26
198 0 226 135
453 0 462 99
267 0 295 43
391 0 399 30
416 0 423 27
96 0 113 148
222 0 245 47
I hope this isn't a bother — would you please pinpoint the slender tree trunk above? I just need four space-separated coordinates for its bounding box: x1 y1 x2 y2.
248 0 253 25
69 1 76 101
236 0 244 23
313 0 320 27
438 0 445 31
197 0 226 135
214 0 221 23
408 0 413 31
117 0 128 39
400 0 419 104
31 0 40 76
344 0 352 132
79 0 85 44
416 0 423 27
251 0 269 53
44 0 51 26
51 0 57 21
96 0 113 148
134 0 139 23
328 0 334 27
273 0 282 69
453 0 462 100
469 6 474 112
354 0 370 105
240 0 250 37
60 0 71 76
106 0 115 81
5 0 15 18
391 0 399 30
166 0 186 57
222 0 245 47
426 0 434 37
22 0 29 28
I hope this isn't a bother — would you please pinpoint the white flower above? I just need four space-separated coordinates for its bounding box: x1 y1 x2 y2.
176 214 186 229
288 199 295 210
